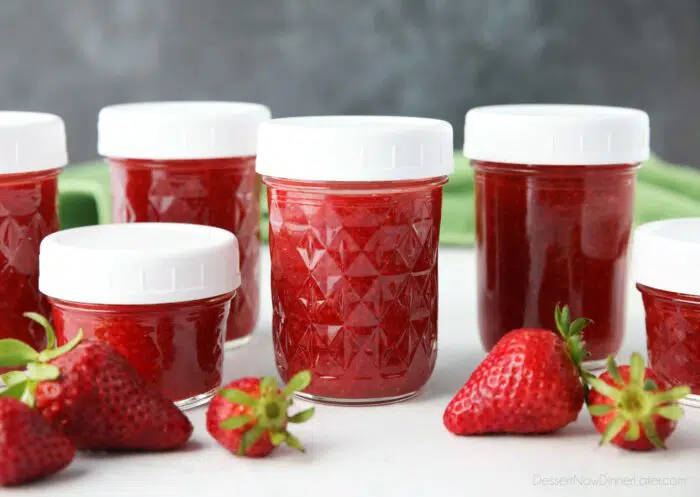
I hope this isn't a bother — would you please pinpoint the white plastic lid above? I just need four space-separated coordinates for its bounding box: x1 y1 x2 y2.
98 101 271 160
39 223 240 305
255 116 454 181
634 218 700 296
0 112 68 174
464 104 650 165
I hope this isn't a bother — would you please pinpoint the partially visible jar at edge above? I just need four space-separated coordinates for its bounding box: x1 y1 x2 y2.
0 112 67 352
98 101 270 349
257 116 454 405
465 104 650 367
634 218 700 409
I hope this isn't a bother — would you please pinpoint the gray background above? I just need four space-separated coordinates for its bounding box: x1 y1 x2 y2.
1 0 699 164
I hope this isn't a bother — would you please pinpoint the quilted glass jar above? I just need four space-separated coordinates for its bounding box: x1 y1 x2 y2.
257 116 453 405
634 218 700 408
0 112 66 352
98 102 270 348
465 105 649 368
39 223 240 409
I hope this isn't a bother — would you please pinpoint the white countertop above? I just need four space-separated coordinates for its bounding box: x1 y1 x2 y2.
18 248 700 497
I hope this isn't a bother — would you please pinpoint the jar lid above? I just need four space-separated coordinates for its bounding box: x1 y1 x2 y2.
39 223 240 305
98 101 271 160
464 104 650 165
634 218 700 295
0 112 68 174
255 116 454 181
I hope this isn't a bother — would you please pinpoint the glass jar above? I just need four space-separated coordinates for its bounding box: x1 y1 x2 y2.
0 112 66 351
256 116 453 405
634 218 700 408
98 102 270 348
39 223 240 409
465 105 649 367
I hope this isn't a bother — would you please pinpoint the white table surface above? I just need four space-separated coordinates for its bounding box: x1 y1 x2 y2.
16 248 700 497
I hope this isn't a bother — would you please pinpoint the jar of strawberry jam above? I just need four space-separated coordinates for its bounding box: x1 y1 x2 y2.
0 112 66 351
38 223 240 409
98 102 270 349
634 218 700 408
465 105 649 367
256 116 453 405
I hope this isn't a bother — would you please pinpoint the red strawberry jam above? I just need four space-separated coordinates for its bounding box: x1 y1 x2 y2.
99 102 270 348
109 157 260 347
637 286 700 402
465 105 649 366
0 112 66 352
39 223 240 409
634 218 700 408
49 295 232 405
257 116 453 404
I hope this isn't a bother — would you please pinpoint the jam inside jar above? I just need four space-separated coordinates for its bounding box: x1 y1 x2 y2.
637 285 700 407
473 161 638 364
256 115 454 405
49 294 232 407
39 223 240 409
265 177 445 404
0 169 61 350
99 101 271 349
0 112 66 354
465 104 649 368
109 157 260 348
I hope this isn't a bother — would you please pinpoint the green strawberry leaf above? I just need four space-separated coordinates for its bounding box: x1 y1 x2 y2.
283 431 305 452
239 425 265 455
1 370 28 386
283 370 312 396
0 339 39 367
0 381 28 400
21 381 37 408
260 376 277 393
606 356 623 385
624 420 641 441
38 330 83 362
23 312 56 349
600 415 626 445
269 431 286 446
220 388 258 408
25 362 60 382
219 415 254 431
288 407 315 424
587 404 613 416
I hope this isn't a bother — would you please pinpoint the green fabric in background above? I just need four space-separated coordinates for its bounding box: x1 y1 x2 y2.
59 155 700 244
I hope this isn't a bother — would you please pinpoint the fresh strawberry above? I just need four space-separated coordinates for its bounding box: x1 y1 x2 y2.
444 305 588 435
587 353 690 450
0 313 192 451
206 372 314 457
0 397 75 486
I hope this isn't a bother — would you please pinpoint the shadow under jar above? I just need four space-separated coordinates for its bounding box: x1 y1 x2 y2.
465 105 649 368
634 218 700 408
257 116 454 405
38 223 240 410
99 101 270 349
0 112 66 352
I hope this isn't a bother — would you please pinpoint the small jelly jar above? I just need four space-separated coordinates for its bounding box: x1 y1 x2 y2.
256 116 454 405
38 223 240 409
0 112 66 351
465 105 649 367
634 218 700 408
98 101 270 348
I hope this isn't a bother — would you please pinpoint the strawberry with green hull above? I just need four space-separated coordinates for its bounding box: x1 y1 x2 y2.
0 397 75 486
587 353 690 451
0 313 192 451
444 305 589 435
207 371 315 457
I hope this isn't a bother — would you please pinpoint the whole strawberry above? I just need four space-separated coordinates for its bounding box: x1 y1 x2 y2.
207 372 314 457
587 353 690 450
0 397 75 486
444 305 588 435
0 313 192 451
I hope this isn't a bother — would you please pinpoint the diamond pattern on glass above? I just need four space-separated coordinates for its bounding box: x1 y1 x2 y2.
109 158 260 342
268 184 443 400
